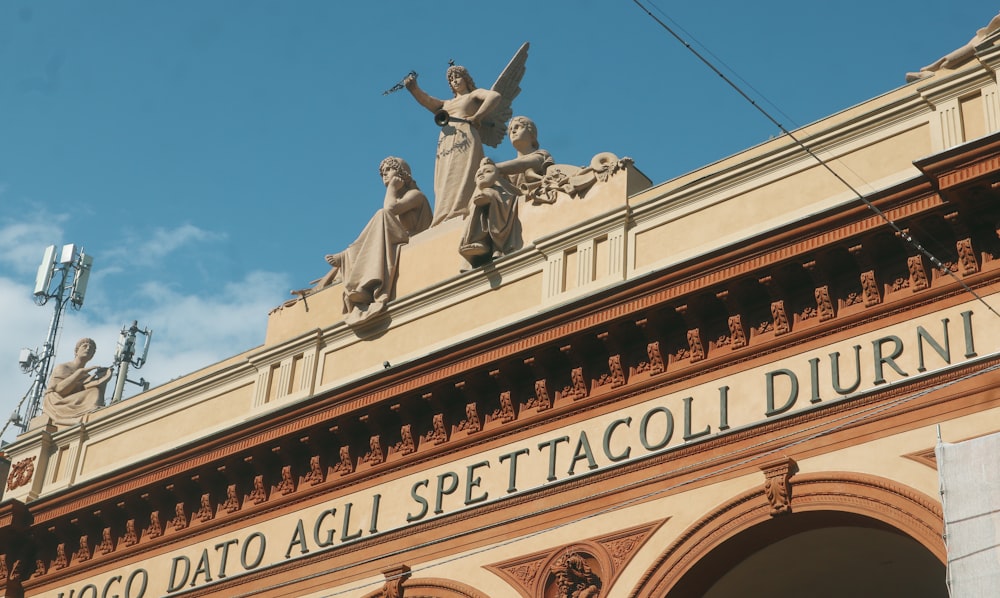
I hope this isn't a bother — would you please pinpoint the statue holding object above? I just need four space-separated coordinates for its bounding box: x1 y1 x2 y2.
43 337 113 426
402 42 529 226
459 157 520 268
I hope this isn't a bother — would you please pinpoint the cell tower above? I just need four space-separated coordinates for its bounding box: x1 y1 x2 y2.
111 320 153 403
11 244 94 433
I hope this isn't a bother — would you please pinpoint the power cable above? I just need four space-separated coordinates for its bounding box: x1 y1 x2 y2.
631 0 1000 321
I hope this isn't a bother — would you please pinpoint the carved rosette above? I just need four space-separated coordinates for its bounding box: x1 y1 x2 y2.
6 456 36 491
760 457 797 516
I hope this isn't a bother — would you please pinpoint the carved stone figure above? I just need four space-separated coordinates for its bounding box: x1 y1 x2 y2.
459 157 520 268
403 43 529 225
907 12 1000 81
552 552 602 598
497 115 554 203
42 338 113 426
314 157 432 325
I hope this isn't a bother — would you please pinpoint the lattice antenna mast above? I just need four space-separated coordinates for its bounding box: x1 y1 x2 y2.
14 244 94 432
111 320 153 403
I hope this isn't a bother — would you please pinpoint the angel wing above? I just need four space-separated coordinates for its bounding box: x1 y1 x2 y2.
480 42 530 148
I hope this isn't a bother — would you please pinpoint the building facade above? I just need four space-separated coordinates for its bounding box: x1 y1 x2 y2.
4 32 1000 598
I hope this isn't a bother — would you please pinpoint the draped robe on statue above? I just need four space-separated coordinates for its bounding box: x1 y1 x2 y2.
433 95 484 226
340 194 431 320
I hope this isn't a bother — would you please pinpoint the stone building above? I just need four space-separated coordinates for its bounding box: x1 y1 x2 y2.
3 24 1000 598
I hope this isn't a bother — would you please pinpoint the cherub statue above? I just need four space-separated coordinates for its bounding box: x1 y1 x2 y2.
42 337 113 426
459 157 520 268
402 42 529 226
311 157 431 325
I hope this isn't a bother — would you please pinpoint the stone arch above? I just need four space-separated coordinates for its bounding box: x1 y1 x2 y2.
629 471 944 597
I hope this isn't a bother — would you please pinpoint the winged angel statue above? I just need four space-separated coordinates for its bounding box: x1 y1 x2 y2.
403 42 529 226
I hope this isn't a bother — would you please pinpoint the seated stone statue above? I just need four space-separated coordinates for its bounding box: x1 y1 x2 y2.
459 157 520 268
496 116 554 204
316 156 432 324
43 337 113 426
907 12 1000 81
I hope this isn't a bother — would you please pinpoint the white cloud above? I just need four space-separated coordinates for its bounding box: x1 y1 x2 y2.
0 211 68 274
0 268 289 445
0 210 289 446
103 223 227 268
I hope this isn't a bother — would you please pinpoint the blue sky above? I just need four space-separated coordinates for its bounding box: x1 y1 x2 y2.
1 0 997 443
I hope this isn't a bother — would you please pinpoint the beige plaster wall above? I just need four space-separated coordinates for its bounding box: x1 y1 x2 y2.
320 271 542 386
81 382 254 475
632 123 931 272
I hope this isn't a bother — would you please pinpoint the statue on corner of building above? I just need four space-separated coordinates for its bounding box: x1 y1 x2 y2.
906 11 1000 82
459 157 521 269
42 337 113 426
400 42 529 226
311 156 432 326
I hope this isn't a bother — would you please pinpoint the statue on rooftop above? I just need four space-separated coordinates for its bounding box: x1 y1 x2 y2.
906 12 1000 82
459 116 552 269
313 156 431 325
42 337 113 426
459 157 520 268
496 115 555 203
402 42 529 226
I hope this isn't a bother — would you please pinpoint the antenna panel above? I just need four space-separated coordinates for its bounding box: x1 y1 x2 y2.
71 254 94 307
33 245 57 296
59 243 76 265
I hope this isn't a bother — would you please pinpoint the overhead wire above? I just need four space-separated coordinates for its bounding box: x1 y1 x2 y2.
632 0 1000 321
